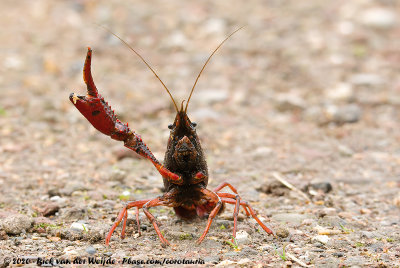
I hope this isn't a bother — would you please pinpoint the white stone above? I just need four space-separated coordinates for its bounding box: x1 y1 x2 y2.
235 230 250 244
168 31 188 48
350 74 384 86
121 190 130 197
338 144 354 156
237 258 251 265
312 235 330 244
50 195 61 201
205 18 226 34
158 215 168 221
325 83 354 102
70 222 89 232
216 260 236 266
49 195 67 204
360 8 397 29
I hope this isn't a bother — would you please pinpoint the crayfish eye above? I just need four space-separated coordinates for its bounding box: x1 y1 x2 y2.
191 122 197 128
168 124 174 130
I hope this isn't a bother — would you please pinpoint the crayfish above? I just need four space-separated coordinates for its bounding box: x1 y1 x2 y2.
69 28 273 246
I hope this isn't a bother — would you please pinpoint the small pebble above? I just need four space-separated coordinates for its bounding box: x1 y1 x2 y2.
0 230 8 240
360 231 377 239
50 196 67 204
360 208 371 215
237 258 252 265
48 236 61 242
204 255 220 264
70 222 89 232
61 206 88 220
275 94 306 112
166 31 187 48
316 208 337 218
333 252 345 257
86 246 96 255
1 214 33 235
325 83 354 102
49 195 61 202
312 235 330 244
121 190 130 197
158 215 168 221
64 249 79 256
260 244 274 252
315 226 342 235
240 247 258 256
41 203 60 217
313 242 325 248
204 18 226 34
275 227 290 238
360 8 397 29
338 144 354 157
110 169 127 182
216 260 235 266
305 182 333 194
235 230 250 244
302 218 315 226
350 73 383 86
325 104 361 124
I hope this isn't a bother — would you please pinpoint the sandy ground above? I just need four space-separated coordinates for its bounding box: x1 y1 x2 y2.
0 0 400 267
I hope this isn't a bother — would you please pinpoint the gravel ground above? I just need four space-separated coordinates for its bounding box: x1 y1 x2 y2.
1 0 400 267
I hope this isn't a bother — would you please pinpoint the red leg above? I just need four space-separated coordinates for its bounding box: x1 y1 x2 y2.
214 182 250 216
135 207 141 235
105 199 150 245
120 210 128 239
232 194 240 240
216 192 249 216
120 205 142 239
214 181 240 193
214 192 241 241
142 198 170 246
70 48 183 185
220 196 274 236
106 189 179 246
197 189 222 244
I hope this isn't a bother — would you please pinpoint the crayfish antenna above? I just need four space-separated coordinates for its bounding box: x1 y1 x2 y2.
185 26 244 113
96 24 179 113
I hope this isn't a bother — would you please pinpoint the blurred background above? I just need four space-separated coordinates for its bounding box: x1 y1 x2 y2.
0 0 399 265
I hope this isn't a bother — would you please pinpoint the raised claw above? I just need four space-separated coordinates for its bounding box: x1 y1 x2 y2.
69 48 119 136
70 48 183 186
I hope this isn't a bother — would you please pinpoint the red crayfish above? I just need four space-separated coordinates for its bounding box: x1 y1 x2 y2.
69 28 273 246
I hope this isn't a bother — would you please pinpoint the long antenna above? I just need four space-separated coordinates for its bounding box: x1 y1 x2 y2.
185 26 244 113
97 24 179 112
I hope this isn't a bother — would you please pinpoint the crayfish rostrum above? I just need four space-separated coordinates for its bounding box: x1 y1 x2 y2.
69 28 273 246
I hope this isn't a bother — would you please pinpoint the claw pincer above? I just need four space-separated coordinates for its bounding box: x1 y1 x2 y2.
69 48 119 137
